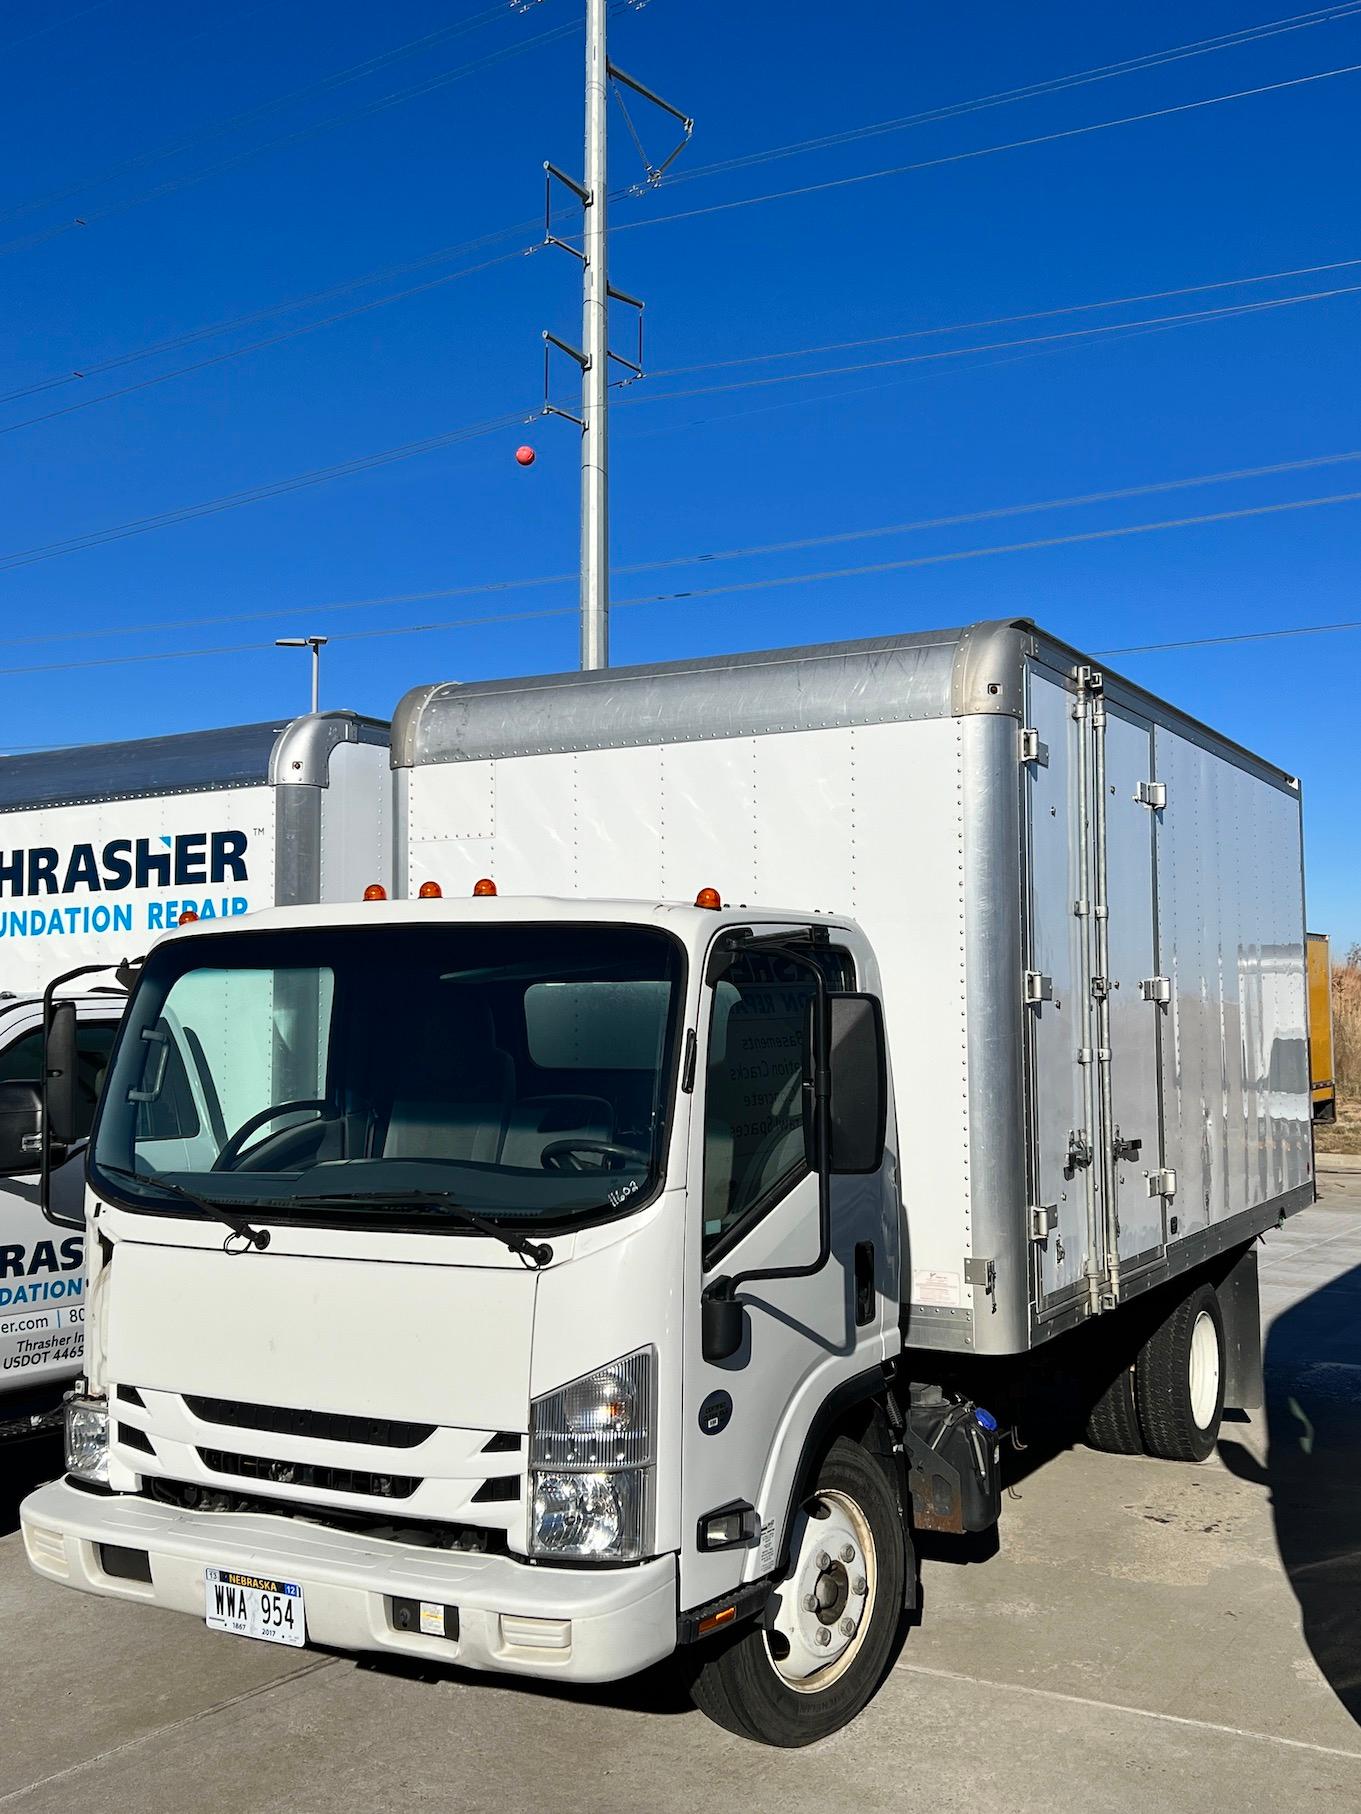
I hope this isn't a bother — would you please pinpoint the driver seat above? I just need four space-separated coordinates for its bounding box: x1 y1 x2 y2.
380 1002 514 1164
499 1095 614 1171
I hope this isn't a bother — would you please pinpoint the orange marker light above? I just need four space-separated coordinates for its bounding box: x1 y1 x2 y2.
177 908 199 925
418 880 443 899
697 1605 737 1636
472 878 497 898
695 887 722 911
362 883 387 902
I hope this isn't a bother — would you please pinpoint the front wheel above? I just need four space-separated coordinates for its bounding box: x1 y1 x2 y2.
687 1435 907 1747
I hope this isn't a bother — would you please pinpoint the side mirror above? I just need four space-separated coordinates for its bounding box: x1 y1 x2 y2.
701 1287 746 1364
827 994 887 1175
0 1081 43 1175
45 1001 80 1147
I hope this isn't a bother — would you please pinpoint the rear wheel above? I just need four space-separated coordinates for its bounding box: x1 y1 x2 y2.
688 1435 906 1747
1134 1281 1225 1462
1084 1362 1143 1454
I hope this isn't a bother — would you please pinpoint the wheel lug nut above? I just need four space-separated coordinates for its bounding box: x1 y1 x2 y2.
802 1593 817 1612
840 1544 855 1564
840 1617 856 1637
815 1627 832 1646
815 1550 830 1570
852 1575 867 1596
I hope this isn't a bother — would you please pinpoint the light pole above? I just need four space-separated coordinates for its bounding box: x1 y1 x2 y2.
275 636 327 714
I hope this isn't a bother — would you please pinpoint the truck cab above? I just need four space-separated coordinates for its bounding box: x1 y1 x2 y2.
22 892 910 1743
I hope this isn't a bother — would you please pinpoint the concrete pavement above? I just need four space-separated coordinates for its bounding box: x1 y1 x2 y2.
3 1179 1359 1812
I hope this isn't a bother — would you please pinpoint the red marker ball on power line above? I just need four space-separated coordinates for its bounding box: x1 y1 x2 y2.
515 444 536 467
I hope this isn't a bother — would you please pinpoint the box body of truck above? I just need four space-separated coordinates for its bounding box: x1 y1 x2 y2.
0 711 391 1435
394 619 1311 1354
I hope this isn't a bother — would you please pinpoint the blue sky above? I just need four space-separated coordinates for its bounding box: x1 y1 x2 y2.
1 0 1358 939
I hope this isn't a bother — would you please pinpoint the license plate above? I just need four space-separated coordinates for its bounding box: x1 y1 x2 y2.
204 1567 306 1647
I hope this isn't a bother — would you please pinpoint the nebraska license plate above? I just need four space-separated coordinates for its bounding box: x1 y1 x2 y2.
204 1567 306 1647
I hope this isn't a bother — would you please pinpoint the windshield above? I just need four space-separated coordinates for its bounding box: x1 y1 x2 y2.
90 922 685 1231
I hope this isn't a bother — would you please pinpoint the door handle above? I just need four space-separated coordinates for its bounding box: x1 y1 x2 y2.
854 1241 875 1326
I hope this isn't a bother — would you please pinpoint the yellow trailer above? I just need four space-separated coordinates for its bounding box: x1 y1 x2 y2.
1308 931 1337 1123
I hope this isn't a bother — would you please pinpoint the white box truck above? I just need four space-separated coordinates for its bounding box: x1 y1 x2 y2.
20 622 1311 1745
0 711 390 1440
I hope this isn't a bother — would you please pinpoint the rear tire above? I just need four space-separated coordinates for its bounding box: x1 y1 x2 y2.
688 1435 906 1747
1084 1363 1142 1454
1134 1281 1225 1462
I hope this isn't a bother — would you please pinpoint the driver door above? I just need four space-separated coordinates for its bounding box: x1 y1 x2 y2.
679 933 897 1611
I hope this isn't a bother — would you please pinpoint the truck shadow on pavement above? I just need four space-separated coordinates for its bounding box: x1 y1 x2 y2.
353 1648 697 1718
1218 1258 1361 1727
0 1431 62 1538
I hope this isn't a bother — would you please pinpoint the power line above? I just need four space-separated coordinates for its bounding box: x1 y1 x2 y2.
0 1 534 227
647 254 1361 378
1098 619 1361 655
616 59 1361 240
0 13 577 259
0 246 537 437
7 446 1361 643
0 0 118 54
0 218 540 408
5 482 1361 678
0 409 533 575
627 282 1361 407
662 3 1361 193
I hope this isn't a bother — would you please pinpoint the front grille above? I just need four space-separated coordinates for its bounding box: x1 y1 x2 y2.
147 1477 509 1553
197 1447 419 1500
185 1396 435 1450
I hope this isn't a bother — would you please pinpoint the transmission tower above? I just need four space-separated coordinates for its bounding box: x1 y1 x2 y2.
542 0 691 670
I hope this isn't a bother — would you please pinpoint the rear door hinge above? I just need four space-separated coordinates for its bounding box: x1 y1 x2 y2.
1029 1204 1057 1242
1024 971 1053 1006
964 1256 997 1309
1020 726 1049 767
1139 975 1171 1004
1136 780 1167 809
1146 1168 1177 1198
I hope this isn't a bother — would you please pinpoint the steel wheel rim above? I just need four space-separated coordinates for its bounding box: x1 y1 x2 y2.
1188 1308 1221 1429
765 1488 877 1694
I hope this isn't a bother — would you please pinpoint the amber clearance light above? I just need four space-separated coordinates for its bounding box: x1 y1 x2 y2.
362 883 387 902
472 878 498 898
695 886 722 911
418 881 443 899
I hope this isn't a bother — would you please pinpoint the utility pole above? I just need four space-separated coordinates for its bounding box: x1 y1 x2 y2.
580 0 610 672
542 4 691 671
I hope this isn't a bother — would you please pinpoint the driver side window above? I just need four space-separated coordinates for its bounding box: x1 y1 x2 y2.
701 945 852 1264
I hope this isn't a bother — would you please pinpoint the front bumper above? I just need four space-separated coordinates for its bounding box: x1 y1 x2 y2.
21 1479 677 1685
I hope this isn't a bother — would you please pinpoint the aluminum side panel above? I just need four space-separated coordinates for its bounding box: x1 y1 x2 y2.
1102 707 1163 1263
1025 672 1091 1308
1153 728 1309 1233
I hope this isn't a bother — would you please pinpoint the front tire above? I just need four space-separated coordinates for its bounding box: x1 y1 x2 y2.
688 1435 907 1747
1134 1281 1226 1462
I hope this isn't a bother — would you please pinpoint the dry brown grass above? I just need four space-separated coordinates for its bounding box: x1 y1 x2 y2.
1316 946 1361 1155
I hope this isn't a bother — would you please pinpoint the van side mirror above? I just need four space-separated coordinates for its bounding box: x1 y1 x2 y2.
45 1001 80 1148
701 1285 746 1364
0 1081 43 1175
827 995 887 1174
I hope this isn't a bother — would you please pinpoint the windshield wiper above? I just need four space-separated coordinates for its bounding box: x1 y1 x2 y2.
98 1165 271 1253
291 1189 553 1269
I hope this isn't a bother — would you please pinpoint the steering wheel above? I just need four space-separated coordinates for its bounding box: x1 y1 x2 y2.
540 1138 647 1175
212 1099 329 1172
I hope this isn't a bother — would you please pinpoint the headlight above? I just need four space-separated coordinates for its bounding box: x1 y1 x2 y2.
529 1348 655 1561
64 1394 110 1484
